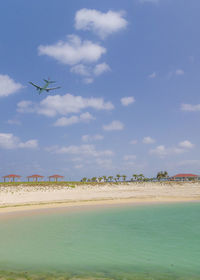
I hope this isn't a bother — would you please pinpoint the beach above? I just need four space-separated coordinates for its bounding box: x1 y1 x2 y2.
1 182 200 213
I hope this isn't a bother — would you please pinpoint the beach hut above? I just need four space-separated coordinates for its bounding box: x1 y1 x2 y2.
27 174 44 182
2 174 21 182
48 174 64 182
171 173 199 181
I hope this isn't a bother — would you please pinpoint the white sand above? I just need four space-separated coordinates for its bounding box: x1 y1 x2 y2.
0 182 200 212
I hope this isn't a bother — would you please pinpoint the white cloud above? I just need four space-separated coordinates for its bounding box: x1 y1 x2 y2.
74 164 84 169
17 94 114 117
150 145 169 157
0 74 23 97
121 96 135 106
54 112 95 127
176 69 184 76
94 63 110 76
7 119 21 125
70 62 110 83
18 140 38 149
130 139 138 145
75 9 128 39
17 100 35 113
123 155 136 161
70 64 90 76
179 140 194 149
96 158 113 169
83 78 94 84
148 72 156 79
0 133 38 150
46 144 113 158
82 134 104 142
38 35 106 65
181 104 200 112
177 159 200 166
150 144 189 157
143 136 155 144
103 120 124 131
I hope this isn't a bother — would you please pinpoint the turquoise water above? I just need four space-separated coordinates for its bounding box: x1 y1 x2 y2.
0 203 200 279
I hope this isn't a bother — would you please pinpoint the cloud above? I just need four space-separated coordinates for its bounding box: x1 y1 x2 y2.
150 145 176 157
17 94 114 117
103 120 124 131
130 139 138 145
7 119 21 125
75 9 128 39
46 144 113 158
143 136 155 144
177 159 200 166
54 112 95 127
149 142 193 157
123 155 136 161
82 134 104 142
96 158 113 169
175 69 184 76
83 77 94 84
0 133 38 150
121 96 135 106
74 164 84 169
94 63 111 76
17 100 35 113
179 140 194 149
70 64 90 76
70 62 110 83
0 74 23 97
148 72 156 79
38 35 106 65
181 104 200 112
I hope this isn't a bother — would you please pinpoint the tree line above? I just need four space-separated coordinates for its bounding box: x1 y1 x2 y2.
81 171 169 183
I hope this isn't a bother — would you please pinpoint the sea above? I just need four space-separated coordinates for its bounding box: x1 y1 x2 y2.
0 202 200 279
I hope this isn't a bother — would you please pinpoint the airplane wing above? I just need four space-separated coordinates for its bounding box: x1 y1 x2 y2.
45 87 61 92
29 82 42 90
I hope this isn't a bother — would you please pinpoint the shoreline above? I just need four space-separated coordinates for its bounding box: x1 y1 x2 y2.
0 196 200 215
1 182 200 215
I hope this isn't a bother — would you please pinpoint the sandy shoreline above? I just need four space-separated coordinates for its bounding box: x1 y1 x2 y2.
0 182 200 214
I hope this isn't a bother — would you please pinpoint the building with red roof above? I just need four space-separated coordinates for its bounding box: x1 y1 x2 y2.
27 174 44 182
2 174 21 182
171 173 199 181
48 174 64 182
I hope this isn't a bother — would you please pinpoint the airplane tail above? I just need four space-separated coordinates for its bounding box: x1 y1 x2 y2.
43 79 56 84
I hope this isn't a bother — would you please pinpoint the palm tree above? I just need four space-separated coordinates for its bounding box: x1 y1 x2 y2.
116 174 121 182
108 176 113 182
157 171 169 181
91 177 97 182
122 175 127 182
103 176 107 182
98 177 103 182
132 174 138 181
138 174 145 181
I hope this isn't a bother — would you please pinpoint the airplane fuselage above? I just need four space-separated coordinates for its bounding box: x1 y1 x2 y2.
39 82 50 94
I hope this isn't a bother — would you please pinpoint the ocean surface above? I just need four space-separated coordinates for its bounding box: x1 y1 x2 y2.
0 202 200 279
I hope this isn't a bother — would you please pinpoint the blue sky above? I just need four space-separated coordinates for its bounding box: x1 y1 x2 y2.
1 0 200 180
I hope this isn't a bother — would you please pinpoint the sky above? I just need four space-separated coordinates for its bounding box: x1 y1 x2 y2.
1 0 200 180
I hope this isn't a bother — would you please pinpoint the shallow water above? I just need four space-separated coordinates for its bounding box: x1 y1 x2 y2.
0 202 200 279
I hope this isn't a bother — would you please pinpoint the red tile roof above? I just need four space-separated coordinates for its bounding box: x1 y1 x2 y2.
172 173 199 178
48 174 64 178
2 174 21 178
27 174 44 178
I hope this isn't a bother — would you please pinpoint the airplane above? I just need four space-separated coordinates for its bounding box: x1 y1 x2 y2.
29 78 61 94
